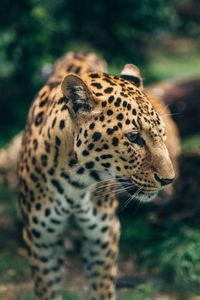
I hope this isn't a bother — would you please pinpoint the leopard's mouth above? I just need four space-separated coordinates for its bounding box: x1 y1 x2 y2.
117 177 158 201
122 183 139 195
117 177 141 195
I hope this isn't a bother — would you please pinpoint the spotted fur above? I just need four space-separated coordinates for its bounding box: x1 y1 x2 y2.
18 52 176 300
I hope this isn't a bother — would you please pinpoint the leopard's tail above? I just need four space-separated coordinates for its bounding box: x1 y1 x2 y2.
0 132 23 191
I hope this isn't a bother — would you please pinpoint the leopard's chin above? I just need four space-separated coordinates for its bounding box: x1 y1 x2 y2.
134 191 158 202
126 188 158 202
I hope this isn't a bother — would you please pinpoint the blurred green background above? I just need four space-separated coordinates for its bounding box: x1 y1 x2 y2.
0 0 200 299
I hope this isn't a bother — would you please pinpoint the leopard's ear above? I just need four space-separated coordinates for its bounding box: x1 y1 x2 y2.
120 64 143 89
61 74 98 117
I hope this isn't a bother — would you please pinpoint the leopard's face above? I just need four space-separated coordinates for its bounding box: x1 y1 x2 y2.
62 71 175 202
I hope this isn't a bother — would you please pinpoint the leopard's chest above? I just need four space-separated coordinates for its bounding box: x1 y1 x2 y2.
45 171 93 214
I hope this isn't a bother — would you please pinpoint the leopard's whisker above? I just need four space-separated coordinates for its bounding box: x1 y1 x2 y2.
92 181 125 191
93 182 135 195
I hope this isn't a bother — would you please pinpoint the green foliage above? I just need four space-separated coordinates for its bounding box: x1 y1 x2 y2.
0 183 18 217
141 226 200 293
117 282 155 300
0 251 30 283
63 291 81 300
62 0 176 61
182 134 200 150
175 0 200 39
142 46 200 84
120 211 200 295
17 292 34 300
0 0 199 140
0 0 179 138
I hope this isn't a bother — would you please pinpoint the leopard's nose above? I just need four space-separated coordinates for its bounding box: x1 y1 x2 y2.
154 174 174 186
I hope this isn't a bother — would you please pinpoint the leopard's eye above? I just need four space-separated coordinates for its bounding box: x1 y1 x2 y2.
126 132 146 147
126 132 138 143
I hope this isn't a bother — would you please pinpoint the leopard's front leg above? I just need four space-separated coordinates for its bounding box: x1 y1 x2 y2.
20 198 70 300
76 185 120 300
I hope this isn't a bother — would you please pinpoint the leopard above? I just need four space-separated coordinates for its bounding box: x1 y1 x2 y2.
18 51 177 300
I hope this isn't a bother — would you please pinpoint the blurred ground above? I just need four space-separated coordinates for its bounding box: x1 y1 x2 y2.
0 138 200 300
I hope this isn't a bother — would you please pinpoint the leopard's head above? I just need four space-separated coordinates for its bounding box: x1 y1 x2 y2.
61 65 175 202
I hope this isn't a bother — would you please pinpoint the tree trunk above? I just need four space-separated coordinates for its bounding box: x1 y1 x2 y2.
146 77 200 136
